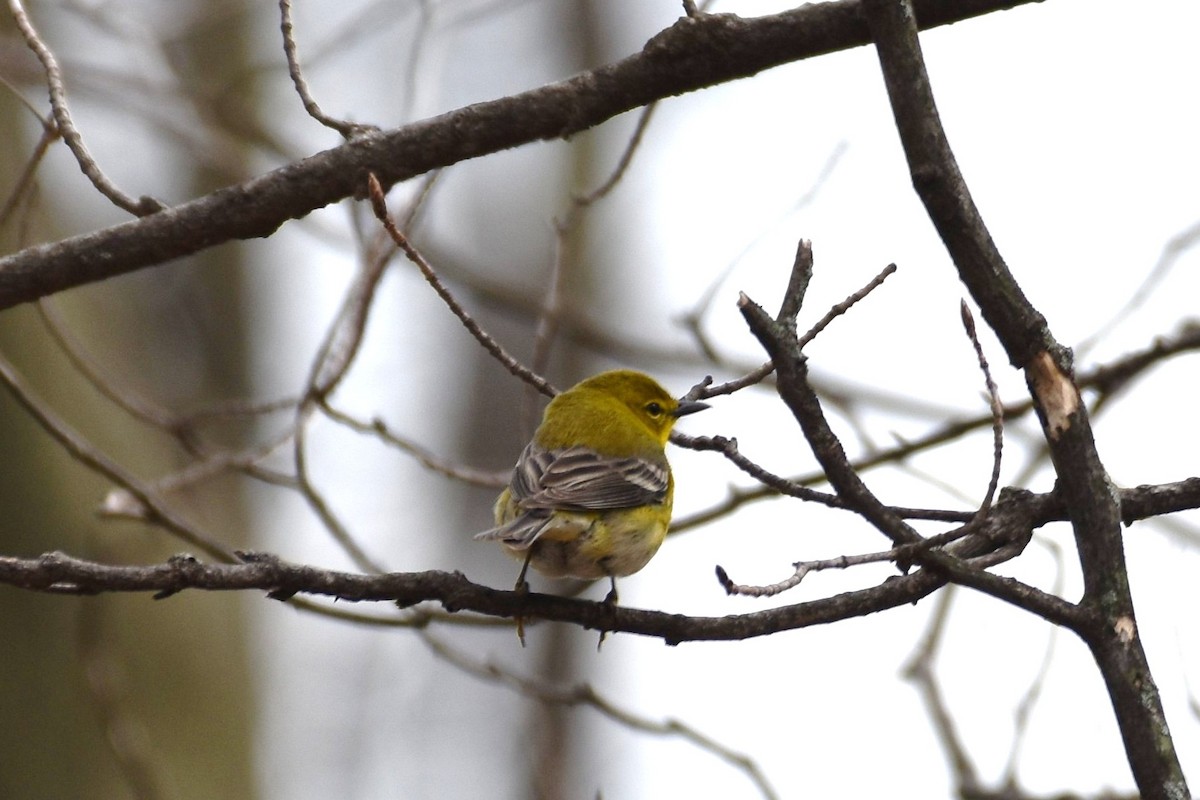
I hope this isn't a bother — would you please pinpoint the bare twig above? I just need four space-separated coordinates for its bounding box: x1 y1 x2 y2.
1076 217 1200 358
8 0 164 216
1002 539 1067 787
700 361 775 398
36 298 302 496
305 244 390 401
739 287 1082 626
292 408 386 574
0 86 58 229
573 102 658 209
0 0 1046 312
677 430 974 523
960 300 1004 516
716 525 974 598
674 321 1200 531
678 142 847 361
366 173 557 398
694 256 897 400
144 429 299 496
676 432 840 508
796 262 897 348
278 0 372 139
525 97 665 428
322 404 507 488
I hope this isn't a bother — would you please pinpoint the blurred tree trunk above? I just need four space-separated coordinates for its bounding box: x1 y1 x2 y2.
448 3 617 798
0 5 260 798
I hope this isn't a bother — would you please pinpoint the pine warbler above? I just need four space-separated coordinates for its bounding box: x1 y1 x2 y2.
476 369 707 603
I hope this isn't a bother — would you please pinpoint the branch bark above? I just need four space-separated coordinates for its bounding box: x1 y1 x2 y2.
1 479 1196 644
862 1 1189 796
0 0 1041 311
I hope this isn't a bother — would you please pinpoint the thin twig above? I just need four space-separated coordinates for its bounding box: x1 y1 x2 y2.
1075 217 1200 359
675 431 973 523
8 0 164 215
701 361 775 398
37 298 302 494
305 242 390 401
278 0 371 138
36 299 181 429
676 432 840 507
292 406 387 574
0 109 58 229
322 403 508 488
366 173 557 398
797 262 897 348
692 256 896 400
716 525 974 598
676 321 1200 532
574 102 658 209
525 216 569 433
526 98 664 428
960 300 1004 516
739 282 1083 625
145 428 299 496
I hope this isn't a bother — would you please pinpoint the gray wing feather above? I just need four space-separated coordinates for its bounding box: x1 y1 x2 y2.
511 443 668 511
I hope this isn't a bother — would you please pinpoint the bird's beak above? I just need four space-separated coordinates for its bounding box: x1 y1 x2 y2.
672 400 709 417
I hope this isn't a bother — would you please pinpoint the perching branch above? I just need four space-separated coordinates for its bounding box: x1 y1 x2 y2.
3 477 1196 642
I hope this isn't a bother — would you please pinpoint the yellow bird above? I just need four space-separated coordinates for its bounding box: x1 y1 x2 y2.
476 369 707 604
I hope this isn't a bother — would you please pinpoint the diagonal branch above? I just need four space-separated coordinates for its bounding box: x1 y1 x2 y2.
863 1 1188 795
0 0 1043 311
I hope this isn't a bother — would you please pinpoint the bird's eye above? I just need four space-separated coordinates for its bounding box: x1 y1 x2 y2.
645 401 663 417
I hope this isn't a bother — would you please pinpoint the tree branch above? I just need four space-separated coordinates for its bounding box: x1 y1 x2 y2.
0 474 1195 643
863 1 1188 795
0 0 1042 311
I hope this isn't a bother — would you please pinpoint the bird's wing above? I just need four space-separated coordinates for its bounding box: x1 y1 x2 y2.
510 443 669 510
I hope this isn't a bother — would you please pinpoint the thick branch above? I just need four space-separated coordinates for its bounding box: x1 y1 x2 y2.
0 550 946 644
2 474 1196 642
863 0 1051 368
863 1 1188 796
0 0 1041 310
